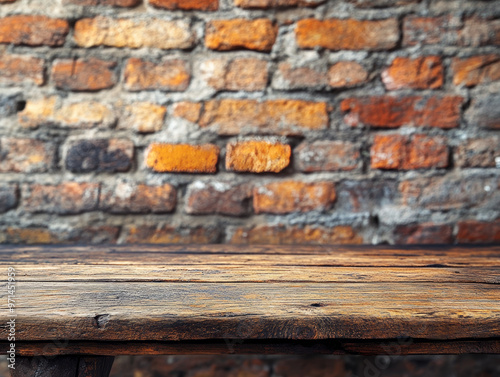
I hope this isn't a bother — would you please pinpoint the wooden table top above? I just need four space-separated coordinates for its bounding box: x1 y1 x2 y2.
1 244 499 356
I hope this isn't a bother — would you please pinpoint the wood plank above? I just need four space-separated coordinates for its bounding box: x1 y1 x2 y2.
12 265 500 284
2 281 499 341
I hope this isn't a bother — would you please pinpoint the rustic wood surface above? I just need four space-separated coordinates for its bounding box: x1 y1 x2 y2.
1 244 499 355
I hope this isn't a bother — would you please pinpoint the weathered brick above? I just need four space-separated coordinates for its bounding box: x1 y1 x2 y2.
65 139 133 173
0 16 69 46
149 0 218 10
185 181 252 216
393 223 453 244
0 138 56 173
0 54 45 86
235 0 324 8
0 0 16 3
146 144 219 173
0 184 18 213
172 102 202 123
371 134 448 170
100 182 176 213
382 56 443 90
124 58 190 92
64 0 140 6
348 0 421 7
52 58 116 91
118 102 166 133
74 17 194 49
296 18 399 50
205 19 278 51
0 228 60 244
451 55 500 87
124 225 221 244
22 182 99 214
0 95 20 117
19 97 115 129
253 181 336 214
400 175 499 210
199 99 329 135
455 137 499 168
225 140 291 173
456 220 500 243
341 96 463 129
0 226 120 244
459 17 500 47
201 58 268 92
336 180 398 213
328 61 368 88
295 141 360 172
272 63 326 90
466 94 500 129
229 224 362 244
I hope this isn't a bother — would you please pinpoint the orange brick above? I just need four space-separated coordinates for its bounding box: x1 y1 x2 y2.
253 181 336 214
328 61 368 88
0 16 69 46
100 182 176 213
0 226 119 244
172 102 202 123
229 224 362 244
451 55 500 87
52 58 116 91
0 138 56 173
296 18 399 50
74 17 194 49
457 220 500 243
119 102 166 133
201 58 268 91
341 96 463 129
235 0 324 8
199 99 329 135
124 58 190 91
63 0 140 6
0 54 45 86
22 182 99 214
225 140 291 173
146 144 219 173
124 225 220 244
295 141 360 172
371 134 448 170
382 56 443 90
205 19 278 51
149 0 218 10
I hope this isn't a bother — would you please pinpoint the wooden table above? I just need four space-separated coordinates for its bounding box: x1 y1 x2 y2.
1 244 499 376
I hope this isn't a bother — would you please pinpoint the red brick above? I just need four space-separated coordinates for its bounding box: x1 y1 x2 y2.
201 58 268 91
0 16 69 46
0 226 119 244
65 139 133 173
225 140 291 173
52 58 116 91
124 225 221 244
205 19 278 51
100 182 176 213
451 55 500 87
400 175 499 210
145 144 219 173
371 134 448 170
229 224 362 244
199 99 329 135
0 138 56 173
394 223 453 244
295 141 360 172
0 54 45 86
235 0 324 8
74 17 194 49
272 63 326 90
341 96 463 129
382 56 443 90
296 18 399 50
348 0 421 7
185 181 252 216
0 184 18 213
253 181 336 214
22 182 99 214
456 220 500 243
63 0 140 6
328 61 368 88
149 0 218 10
455 137 499 168
118 102 166 133
124 58 190 92
466 95 500 129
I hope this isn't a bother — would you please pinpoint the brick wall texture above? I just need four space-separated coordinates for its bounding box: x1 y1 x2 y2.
0 0 499 375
